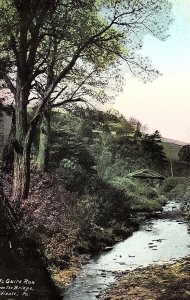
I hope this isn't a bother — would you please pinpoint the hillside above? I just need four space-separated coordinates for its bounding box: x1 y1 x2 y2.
162 137 188 146
162 142 181 161
161 137 190 177
161 137 188 161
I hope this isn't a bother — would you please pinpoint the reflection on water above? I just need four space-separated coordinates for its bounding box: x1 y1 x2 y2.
63 201 190 300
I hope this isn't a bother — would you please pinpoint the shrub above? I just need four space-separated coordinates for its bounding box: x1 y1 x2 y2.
110 176 161 212
56 158 87 193
21 172 97 264
87 176 131 226
161 177 188 194
130 195 164 212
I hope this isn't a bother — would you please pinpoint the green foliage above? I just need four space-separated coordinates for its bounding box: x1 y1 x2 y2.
141 130 167 171
178 145 190 163
31 109 169 232
110 176 163 212
50 112 96 174
160 177 190 202
21 172 98 264
101 156 129 180
96 147 113 178
57 158 88 192
0 0 173 201
130 195 165 212
86 176 131 226
44 110 168 222
162 142 181 162
161 177 188 194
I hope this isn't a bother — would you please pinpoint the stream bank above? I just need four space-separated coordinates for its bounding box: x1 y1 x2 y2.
62 200 190 300
51 200 166 289
103 257 190 300
51 223 138 289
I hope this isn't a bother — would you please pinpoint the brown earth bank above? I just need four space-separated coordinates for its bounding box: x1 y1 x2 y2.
51 226 136 289
103 257 190 300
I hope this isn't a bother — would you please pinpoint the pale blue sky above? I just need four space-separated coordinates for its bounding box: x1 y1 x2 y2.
114 0 190 142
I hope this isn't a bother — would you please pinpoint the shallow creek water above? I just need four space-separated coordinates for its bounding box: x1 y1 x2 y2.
63 201 190 300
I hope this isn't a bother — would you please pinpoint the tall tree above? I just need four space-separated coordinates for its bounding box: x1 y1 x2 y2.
141 130 167 171
178 145 190 163
0 0 172 202
36 62 123 171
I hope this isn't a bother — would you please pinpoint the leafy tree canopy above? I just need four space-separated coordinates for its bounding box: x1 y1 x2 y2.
178 145 190 163
0 0 172 199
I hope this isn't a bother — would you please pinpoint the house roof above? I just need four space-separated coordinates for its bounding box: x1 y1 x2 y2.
128 169 165 180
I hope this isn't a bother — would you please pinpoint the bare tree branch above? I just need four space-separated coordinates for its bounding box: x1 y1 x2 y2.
52 97 87 108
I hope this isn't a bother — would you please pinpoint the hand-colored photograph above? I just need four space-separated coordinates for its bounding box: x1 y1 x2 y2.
0 1 189 299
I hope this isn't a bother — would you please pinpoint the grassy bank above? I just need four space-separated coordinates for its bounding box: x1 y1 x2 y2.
103 257 190 300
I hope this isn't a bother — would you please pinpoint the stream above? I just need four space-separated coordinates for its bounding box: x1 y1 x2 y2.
62 200 190 300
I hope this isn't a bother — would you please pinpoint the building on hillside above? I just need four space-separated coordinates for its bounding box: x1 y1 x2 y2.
128 169 165 180
128 169 165 186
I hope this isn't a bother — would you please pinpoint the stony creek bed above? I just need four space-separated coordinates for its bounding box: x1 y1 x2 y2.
62 200 190 300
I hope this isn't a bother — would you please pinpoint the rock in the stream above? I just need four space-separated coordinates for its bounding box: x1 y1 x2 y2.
103 246 113 252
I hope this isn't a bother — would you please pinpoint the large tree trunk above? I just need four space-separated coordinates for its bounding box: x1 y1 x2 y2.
37 102 51 172
12 80 31 202
2 113 15 171
12 148 30 202
9 2 56 202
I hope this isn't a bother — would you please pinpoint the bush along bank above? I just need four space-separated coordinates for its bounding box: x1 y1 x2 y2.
1 105 171 287
161 176 190 219
3 171 167 290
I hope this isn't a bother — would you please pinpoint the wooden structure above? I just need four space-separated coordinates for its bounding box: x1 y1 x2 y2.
128 169 165 180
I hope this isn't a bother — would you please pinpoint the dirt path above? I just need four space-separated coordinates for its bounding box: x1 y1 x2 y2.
103 257 190 300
